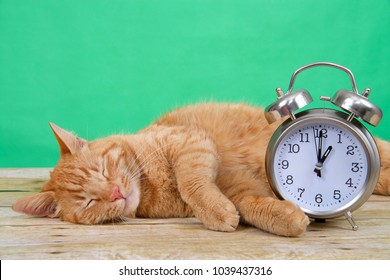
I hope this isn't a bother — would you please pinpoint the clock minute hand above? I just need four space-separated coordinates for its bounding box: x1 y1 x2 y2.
317 130 323 162
313 130 323 177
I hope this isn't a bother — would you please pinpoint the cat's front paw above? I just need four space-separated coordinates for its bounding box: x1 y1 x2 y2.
270 200 310 237
201 199 240 232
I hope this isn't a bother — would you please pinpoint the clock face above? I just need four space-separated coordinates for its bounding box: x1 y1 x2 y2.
267 111 379 218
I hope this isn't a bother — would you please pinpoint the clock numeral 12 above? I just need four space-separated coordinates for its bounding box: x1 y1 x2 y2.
313 128 328 138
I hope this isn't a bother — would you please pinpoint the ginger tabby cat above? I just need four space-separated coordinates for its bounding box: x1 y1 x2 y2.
12 103 390 236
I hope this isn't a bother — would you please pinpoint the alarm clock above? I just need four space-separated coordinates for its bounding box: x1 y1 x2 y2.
265 62 382 230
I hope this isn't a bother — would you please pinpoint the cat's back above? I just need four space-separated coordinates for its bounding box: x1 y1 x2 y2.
154 103 275 171
154 103 268 137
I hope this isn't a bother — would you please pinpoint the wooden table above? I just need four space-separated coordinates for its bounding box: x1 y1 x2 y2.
1 168 389 260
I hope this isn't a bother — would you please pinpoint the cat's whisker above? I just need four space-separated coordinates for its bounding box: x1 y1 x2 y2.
121 139 151 175
137 141 173 170
111 217 118 227
128 166 142 179
125 142 173 178
116 214 131 225
121 142 174 189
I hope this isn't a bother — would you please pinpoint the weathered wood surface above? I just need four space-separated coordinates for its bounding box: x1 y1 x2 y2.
0 168 389 260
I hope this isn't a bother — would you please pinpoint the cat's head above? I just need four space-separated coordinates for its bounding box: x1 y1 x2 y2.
12 123 141 224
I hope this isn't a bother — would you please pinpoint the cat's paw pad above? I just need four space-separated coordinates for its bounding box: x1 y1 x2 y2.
202 200 240 232
271 200 310 237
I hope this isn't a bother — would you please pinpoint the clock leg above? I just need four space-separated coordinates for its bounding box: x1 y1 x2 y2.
345 211 359 231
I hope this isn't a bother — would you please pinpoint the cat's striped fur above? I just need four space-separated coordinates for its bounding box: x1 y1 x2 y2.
12 103 390 236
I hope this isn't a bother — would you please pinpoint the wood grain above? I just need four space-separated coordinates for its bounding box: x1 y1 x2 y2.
1 169 389 260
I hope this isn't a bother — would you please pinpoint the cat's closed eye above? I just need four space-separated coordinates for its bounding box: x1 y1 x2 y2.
102 168 109 179
85 199 97 208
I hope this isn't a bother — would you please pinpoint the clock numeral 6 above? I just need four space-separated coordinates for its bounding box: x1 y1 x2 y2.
315 194 323 203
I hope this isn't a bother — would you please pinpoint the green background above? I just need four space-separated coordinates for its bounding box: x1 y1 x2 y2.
1 0 389 167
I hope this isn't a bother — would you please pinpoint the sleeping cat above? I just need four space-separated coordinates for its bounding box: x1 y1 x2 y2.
12 103 390 236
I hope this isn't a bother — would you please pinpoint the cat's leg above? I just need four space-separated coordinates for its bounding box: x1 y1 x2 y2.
375 138 390 195
218 171 309 237
173 140 240 232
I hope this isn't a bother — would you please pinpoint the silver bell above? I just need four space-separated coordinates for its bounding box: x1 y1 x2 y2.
323 88 382 126
265 88 313 123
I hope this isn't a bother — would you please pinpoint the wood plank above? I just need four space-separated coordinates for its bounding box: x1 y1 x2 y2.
0 168 51 179
1 169 390 260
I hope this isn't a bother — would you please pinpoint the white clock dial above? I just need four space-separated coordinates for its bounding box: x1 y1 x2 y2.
273 121 369 217
267 109 380 220
263 104 387 221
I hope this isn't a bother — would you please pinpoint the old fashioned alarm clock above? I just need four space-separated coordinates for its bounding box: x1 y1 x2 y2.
265 62 382 230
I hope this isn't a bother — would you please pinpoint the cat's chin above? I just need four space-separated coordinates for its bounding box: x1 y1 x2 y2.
122 182 141 218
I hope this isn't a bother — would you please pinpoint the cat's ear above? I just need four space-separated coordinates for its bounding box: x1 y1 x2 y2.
49 122 87 156
12 191 58 218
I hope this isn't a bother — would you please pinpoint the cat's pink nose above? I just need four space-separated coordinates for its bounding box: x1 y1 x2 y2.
111 186 124 201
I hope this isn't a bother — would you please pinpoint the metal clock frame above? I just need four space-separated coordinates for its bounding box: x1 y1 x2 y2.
265 109 380 229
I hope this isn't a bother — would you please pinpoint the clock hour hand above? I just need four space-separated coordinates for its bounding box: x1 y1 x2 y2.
314 146 333 177
320 146 332 163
